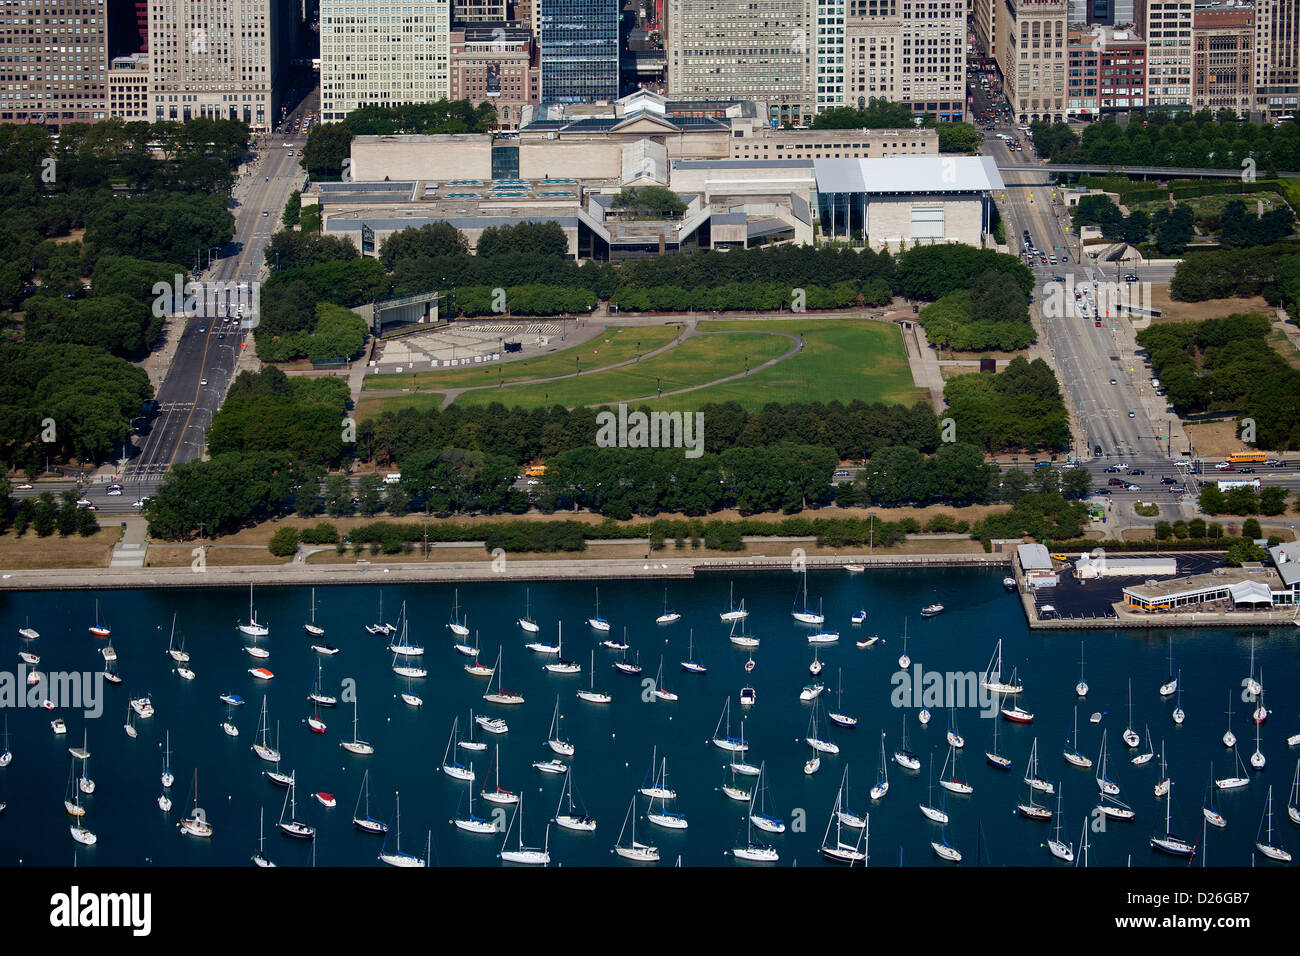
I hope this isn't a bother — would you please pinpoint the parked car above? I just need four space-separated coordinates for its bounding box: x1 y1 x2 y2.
1125 483 1140 491
1129 469 1144 475
1239 467 1255 473
1160 476 1176 484
1108 478 1125 486
1095 488 1113 495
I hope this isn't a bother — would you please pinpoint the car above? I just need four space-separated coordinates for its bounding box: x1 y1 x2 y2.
218 332 225 340
1094 445 1103 456
1095 488 1112 495
1125 483 1140 491
1104 465 1120 473
16 483 32 490
1108 478 1125 486
1124 274 1139 282
1239 467 1255 473
200 378 208 386
132 499 145 508
1040 255 1048 263
106 485 123 496
1095 320 1102 327
199 326 205 333
262 210 269 216
75 498 92 506
1062 254 1069 262
1170 485 1185 494
1272 460 1287 468
1161 476 1176 484
1114 463 1129 470
1129 469 1144 475
1109 378 1117 385
1128 411 1136 418
1215 462 1234 471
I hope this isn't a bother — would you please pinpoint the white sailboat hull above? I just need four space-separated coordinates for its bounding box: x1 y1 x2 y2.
920 805 949 824
735 846 780 862
556 815 597 832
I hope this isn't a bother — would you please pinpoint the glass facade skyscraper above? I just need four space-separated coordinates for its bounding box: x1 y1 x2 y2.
540 0 620 102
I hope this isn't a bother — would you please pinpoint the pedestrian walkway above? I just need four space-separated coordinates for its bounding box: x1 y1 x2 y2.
109 517 149 568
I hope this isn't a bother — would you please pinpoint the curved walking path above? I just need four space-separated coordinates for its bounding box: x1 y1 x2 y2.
363 320 805 410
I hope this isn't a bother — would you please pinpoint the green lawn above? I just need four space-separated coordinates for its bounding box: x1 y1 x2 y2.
639 318 925 411
452 331 791 409
362 325 681 391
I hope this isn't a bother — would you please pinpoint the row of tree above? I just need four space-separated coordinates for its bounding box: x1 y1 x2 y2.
206 367 352 466
1136 313 1300 450
942 357 1072 453
917 269 1034 351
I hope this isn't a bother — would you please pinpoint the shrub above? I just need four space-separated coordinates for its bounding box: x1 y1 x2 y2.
268 526 300 556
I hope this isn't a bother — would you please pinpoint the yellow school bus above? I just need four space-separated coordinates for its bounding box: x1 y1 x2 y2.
525 465 547 478
1227 451 1267 464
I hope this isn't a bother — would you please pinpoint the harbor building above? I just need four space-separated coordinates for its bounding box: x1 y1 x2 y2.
1120 564 1291 611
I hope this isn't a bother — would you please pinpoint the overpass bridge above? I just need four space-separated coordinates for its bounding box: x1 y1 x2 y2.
996 162 1300 179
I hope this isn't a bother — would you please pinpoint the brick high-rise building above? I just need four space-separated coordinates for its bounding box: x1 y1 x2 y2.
1136 0 1193 109
1192 2 1253 115
1066 24 1146 116
450 22 539 128
0 0 110 128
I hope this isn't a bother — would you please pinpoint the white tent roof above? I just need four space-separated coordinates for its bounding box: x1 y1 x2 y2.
1229 579 1274 604
813 156 1005 195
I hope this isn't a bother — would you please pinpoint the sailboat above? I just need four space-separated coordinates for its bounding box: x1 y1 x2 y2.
304 588 324 636
981 638 1022 695
388 605 424 657
340 693 374 755
251 807 275 866
0 716 9 767
553 768 597 832
251 697 280 762
70 777 96 845
829 668 857 728
1122 679 1140 748
18 617 38 640
792 567 824 624
1016 774 1053 820
1024 738 1054 793
946 707 964 748
1255 785 1292 862
680 631 706 674
88 599 110 638
1095 729 1120 795
352 770 388 833
1253 671 1269 725
1244 636 1262 698
1251 707 1266 770
1000 669 1034 722
1158 636 1178 696
831 766 866 829
1149 779 1195 857
711 698 748 752
733 783 780 862
453 624 478 657
931 821 961 863
1172 672 1185 725
481 744 519 806
447 589 469 637
748 760 783 833
1202 767 1227 828
307 660 336 708
893 715 921 770
576 649 611 703
1047 789 1074 861
870 732 889 799
648 656 676 702
1154 741 1170 797
1064 705 1093 768
720 582 749 622
728 614 759 649
161 731 174 788
463 639 493 679
276 772 315 839
178 770 213 838
614 644 643 677
820 788 866 864
587 587 610 631
1075 640 1088 697
1096 791 1135 822
365 592 395 636
939 744 972 794
1131 724 1155 766
532 695 573 758
379 792 425 867
165 614 188 663
453 781 496 834
238 583 268 637
920 756 949 824
644 759 688 830
545 622 581 675
600 626 630 652
1216 746 1251 790
482 647 524 704
517 587 540 632
439 716 475 780
806 699 839 754
638 748 677 799
499 796 551 864
809 646 823 676
804 744 822 775
1224 692 1238 748
986 706 1012 769
614 796 659 862
897 619 910 669
656 588 681 624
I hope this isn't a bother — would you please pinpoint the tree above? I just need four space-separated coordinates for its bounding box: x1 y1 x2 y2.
1242 517 1262 539
1153 204 1196 254
268 526 301 557
324 474 353 516
610 186 686 219
357 473 384 516
1061 467 1093 499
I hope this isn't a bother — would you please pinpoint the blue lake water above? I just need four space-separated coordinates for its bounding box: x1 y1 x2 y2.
1 569 1296 867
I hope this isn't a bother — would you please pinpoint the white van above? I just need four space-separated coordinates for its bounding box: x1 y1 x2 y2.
383 473 401 485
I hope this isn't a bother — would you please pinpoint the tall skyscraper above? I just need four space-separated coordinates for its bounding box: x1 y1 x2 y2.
0 0 109 128
1136 0 1192 109
997 0 1069 123
666 0 814 124
539 0 619 102
149 0 294 129
319 0 451 121
1254 0 1298 120
1193 3 1253 115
